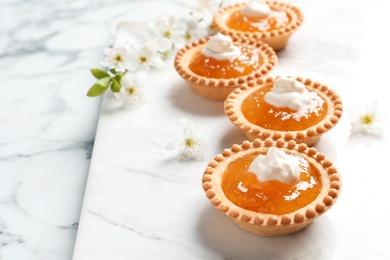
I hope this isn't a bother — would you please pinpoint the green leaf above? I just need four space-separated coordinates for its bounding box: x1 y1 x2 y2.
86 83 109 97
114 72 123 82
86 77 111 97
96 77 111 88
111 78 121 92
90 68 109 79
109 68 117 75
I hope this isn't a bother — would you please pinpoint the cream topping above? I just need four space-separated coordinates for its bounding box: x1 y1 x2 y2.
249 147 300 185
264 77 312 110
201 33 240 61
241 0 271 18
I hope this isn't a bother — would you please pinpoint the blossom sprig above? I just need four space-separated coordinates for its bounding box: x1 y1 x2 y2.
86 0 223 107
86 68 123 97
166 119 209 161
349 100 386 136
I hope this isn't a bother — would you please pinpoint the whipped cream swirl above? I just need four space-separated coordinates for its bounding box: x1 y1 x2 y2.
241 0 271 18
201 33 240 61
264 77 312 110
249 147 300 185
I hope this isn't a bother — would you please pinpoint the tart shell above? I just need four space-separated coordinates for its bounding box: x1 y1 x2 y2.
202 138 342 236
224 76 343 146
174 36 277 101
213 1 304 52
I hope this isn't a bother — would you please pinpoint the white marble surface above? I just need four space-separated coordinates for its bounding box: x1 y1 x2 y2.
0 0 137 259
2 0 390 259
72 0 390 259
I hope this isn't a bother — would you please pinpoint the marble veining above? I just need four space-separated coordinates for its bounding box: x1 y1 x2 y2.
0 0 140 259
2 0 390 259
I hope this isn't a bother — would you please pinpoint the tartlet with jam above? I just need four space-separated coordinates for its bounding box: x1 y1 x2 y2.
224 76 343 146
202 138 342 236
174 33 277 101
212 0 304 51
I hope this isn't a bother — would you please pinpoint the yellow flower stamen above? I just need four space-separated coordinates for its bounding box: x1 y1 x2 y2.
114 54 123 63
185 32 191 41
127 87 135 95
139 55 147 64
360 114 374 125
184 137 197 148
163 30 171 39
161 51 170 59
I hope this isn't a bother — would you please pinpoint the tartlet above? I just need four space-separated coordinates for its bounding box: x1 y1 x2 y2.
212 1 304 51
224 76 343 146
202 138 342 236
174 34 277 101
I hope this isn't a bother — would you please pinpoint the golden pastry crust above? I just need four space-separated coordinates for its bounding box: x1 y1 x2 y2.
202 138 342 236
213 1 304 51
224 76 343 146
174 35 277 101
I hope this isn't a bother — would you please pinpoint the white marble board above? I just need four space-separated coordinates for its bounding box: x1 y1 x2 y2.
72 0 390 259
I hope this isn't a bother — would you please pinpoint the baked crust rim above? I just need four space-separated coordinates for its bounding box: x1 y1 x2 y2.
202 138 342 236
224 76 343 146
212 1 304 51
174 35 278 100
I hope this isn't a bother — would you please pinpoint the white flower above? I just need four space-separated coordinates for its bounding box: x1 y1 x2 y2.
148 11 187 50
349 100 386 136
127 37 171 72
181 14 209 42
166 119 209 161
101 45 131 73
187 0 223 36
189 0 221 14
114 71 147 108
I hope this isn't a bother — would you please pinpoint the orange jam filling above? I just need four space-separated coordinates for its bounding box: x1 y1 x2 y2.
188 45 262 79
241 83 327 131
222 153 321 214
226 10 290 32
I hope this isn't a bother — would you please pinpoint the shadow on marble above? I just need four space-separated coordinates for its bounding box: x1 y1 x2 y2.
197 206 337 260
218 124 247 152
312 136 340 166
345 134 385 149
168 80 226 117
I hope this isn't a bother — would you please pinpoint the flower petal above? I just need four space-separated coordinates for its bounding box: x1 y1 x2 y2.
166 118 209 160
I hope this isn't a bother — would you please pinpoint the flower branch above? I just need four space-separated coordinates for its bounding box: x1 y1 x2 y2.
86 0 223 108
